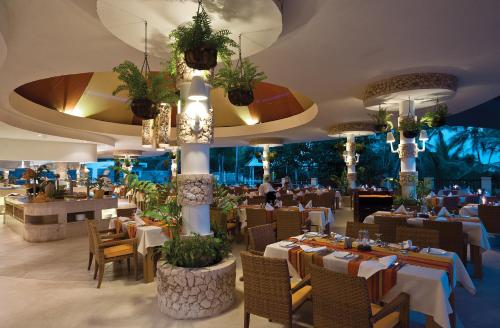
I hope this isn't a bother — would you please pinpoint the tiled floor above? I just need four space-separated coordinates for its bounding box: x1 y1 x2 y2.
0 208 498 328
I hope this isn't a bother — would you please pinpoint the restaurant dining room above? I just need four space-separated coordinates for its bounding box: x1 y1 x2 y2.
0 0 500 327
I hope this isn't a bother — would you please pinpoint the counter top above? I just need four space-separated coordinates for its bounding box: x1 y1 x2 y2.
6 195 117 205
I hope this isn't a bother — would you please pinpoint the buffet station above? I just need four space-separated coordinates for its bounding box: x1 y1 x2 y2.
5 195 118 242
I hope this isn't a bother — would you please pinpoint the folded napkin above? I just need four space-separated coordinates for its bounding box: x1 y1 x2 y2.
447 192 453 197
300 245 327 253
265 203 274 211
427 191 436 197
437 207 450 217
135 216 146 226
305 200 313 208
358 255 397 279
298 203 305 212
394 205 408 214
401 240 412 249
276 191 281 197
276 200 283 208
297 191 304 196
305 190 310 194
242 199 248 205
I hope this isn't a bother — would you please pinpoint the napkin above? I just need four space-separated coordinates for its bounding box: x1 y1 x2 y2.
305 200 313 208
401 240 412 249
298 203 305 212
242 199 248 205
276 191 281 197
427 191 436 198
265 203 274 211
297 191 304 196
358 255 397 279
305 190 310 194
394 205 408 214
276 200 283 208
134 216 145 226
300 245 327 253
437 207 450 217
447 192 453 197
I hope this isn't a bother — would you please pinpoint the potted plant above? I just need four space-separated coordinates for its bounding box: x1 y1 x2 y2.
169 2 237 70
369 106 393 132
91 177 110 199
421 102 448 128
112 61 178 119
399 116 421 138
210 182 241 234
213 59 266 106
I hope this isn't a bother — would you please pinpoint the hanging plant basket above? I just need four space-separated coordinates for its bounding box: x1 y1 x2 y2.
184 43 218 70
130 98 159 120
403 130 419 139
228 88 254 106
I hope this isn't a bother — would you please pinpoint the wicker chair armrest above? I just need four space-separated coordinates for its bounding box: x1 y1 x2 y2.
100 232 126 240
290 274 311 293
248 250 264 256
370 292 409 324
99 238 137 249
99 228 117 234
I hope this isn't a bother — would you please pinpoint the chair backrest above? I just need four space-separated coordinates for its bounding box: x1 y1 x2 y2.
210 209 227 234
310 264 372 328
86 219 101 255
373 216 408 243
442 197 460 211
395 226 439 248
280 194 296 206
240 251 293 325
247 196 265 205
246 208 269 229
465 195 479 204
422 220 464 257
248 224 276 253
301 193 316 206
117 207 136 218
317 191 334 209
345 222 380 239
478 205 500 233
276 210 303 241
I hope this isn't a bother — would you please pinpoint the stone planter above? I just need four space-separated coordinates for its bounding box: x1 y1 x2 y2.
156 257 236 319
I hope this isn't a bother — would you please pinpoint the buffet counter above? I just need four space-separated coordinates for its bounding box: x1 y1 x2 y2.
4 196 118 242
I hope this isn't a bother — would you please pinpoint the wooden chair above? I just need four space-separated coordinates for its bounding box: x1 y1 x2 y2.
310 264 409 328
301 193 316 207
345 222 380 239
240 251 312 328
280 194 296 206
442 197 460 213
247 196 265 205
395 226 439 248
318 191 335 209
87 219 138 288
117 207 136 218
478 205 500 234
85 221 125 271
373 216 408 243
248 224 276 255
423 220 468 263
276 210 303 241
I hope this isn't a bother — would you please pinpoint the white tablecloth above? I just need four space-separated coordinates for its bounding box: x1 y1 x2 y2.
108 217 131 230
264 237 475 328
136 226 168 255
459 204 478 217
308 208 334 231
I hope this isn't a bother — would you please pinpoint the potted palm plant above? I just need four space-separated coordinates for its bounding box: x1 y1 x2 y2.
369 106 393 132
399 116 422 138
421 102 448 128
112 61 178 119
213 58 266 106
169 1 236 71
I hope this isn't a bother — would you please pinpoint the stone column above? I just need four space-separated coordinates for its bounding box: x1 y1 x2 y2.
177 78 214 236
346 135 357 189
262 144 270 181
398 100 418 199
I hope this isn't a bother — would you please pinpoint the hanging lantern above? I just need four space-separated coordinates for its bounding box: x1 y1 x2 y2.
155 103 171 148
142 119 154 148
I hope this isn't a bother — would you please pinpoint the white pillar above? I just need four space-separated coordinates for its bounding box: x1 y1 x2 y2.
398 100 418 199
262 144 270 181
346 135 357 189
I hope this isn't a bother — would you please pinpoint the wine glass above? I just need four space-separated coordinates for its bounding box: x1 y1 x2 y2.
375 233 383 246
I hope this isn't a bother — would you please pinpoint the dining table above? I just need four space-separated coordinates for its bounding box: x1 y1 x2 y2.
459 203 478 217
264 234 475 328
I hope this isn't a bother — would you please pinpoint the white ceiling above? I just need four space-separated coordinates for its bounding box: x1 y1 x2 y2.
0 0 499 152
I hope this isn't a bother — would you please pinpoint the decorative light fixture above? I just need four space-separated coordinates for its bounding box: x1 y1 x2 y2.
142 119 154 148
386 127 428 153
187 75 207 101
155 103 171 148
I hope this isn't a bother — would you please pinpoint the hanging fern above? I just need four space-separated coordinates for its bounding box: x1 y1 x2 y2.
213 59 267 94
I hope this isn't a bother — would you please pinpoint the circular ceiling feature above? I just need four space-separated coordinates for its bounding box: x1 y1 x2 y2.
96 0 283 59
327 122 375 138
249 137 284 147
362 73 458 111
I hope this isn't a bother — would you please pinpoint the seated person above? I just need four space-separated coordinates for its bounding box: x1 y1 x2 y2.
261 177 276 205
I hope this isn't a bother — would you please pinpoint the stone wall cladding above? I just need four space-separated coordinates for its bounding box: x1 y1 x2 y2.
398 143 418 159
177 174 213 205
177 108 214 144
400 171 418 186
156 257 236 319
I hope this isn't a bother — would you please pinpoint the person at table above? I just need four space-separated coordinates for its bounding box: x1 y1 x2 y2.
259 176 276 205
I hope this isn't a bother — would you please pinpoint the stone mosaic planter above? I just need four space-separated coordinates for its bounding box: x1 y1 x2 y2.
156 257 236 319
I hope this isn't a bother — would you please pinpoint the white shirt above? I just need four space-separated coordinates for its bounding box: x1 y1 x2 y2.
261 182 275 194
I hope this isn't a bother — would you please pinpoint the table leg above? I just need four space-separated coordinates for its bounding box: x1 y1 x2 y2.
470 245 483 279
449 291 456 328
425 315 438 328
143 247 155 283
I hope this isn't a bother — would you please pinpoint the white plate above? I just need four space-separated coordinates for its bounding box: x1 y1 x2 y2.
279 241 296 248
423 247 447 255
333 251 351 258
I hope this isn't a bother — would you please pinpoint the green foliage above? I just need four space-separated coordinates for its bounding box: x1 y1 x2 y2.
393 196 420 207
369 107 393 132
212 59 266 94
421 104 447 128
168 6 237 73
212 181 241 214
399 116 422 134
112 60 178 104
330 169 348 194
161 233 230 268
90 177 111 191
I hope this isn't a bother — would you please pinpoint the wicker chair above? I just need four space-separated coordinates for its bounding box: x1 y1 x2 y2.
310 264 409 328
345 222 380 239
247 196 265 205
280 194 296 206
248 224 276 255
240 251 312 328
318 191 335 209
395 226 439 248
85 221 125 271
373 216 408 243
276 210 303 241
442 197 460 212
478 205 500 233
423 220 468 262
245 208 272 248
116 207 136 218
301 193 317 207
86 219 138 288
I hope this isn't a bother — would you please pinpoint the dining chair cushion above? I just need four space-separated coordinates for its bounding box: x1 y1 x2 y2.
291 285 312 311
371 303 400 328
103 244 134 258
